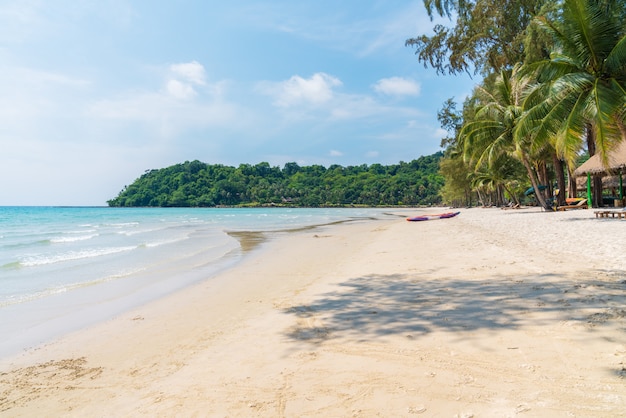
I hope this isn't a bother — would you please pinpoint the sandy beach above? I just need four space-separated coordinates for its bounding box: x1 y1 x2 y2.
1 207 625 417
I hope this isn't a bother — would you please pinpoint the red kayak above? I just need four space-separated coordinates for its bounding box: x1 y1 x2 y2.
406 211 460 221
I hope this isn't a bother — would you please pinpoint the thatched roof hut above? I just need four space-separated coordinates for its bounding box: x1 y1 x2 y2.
575 175 622 191
573 140 626 206
574 140 626 176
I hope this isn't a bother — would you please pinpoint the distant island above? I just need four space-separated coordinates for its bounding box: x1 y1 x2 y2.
107 153 443 207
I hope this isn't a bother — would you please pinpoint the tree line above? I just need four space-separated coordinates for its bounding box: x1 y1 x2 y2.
407 0 626 208
107 154 444 207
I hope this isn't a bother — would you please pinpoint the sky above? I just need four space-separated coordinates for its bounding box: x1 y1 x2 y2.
0 0 474 206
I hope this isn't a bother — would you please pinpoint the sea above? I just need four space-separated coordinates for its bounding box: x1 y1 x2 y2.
0 206 396 358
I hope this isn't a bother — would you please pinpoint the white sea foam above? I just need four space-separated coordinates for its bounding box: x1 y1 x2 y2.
144 236 188 248
20 246 136 267
50 234 98 243
120 228 162 236
0 267 147 307
106 222 140 227
67 229 97 234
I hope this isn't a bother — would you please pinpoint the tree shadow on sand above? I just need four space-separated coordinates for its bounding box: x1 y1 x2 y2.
282 271 626 343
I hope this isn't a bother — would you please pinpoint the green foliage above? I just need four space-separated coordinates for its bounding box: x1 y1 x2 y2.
421 0 626 209
107 155 445 207
518 0 626 166
407 0 546 76
438 155 474 206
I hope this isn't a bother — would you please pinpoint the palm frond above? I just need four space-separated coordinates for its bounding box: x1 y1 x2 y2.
496 70 514 107
551 72 594 97
562 0 622 73
562 0 601 70
605 35 626 75
556 91 587 165
591 79 626 163
527 59 580 84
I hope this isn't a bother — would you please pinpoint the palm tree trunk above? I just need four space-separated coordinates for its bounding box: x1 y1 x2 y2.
537 161 551 202
553 154 567 206
567 163 578 199
502 183 520 205
521 153 553 211
497 185 504 206
586 125 604 207
476 189 484 206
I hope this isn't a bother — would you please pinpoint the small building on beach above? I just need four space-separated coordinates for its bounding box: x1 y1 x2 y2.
574 140 626 207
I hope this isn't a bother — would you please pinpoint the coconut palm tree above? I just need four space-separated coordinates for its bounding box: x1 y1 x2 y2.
517 0 626 206
460 68 556 209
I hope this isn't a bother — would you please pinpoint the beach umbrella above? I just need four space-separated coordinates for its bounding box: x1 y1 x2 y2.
524 185 547 196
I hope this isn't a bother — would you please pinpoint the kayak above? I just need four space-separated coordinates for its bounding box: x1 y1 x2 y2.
406 211 460 222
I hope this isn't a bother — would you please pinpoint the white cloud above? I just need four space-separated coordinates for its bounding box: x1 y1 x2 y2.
329 149 343 157
166 79 197 100
170 61 206 85
260 72 342 107
366 150 379 158
255 72 424 137
373 77 421 96
86 61 242 138
164 61 209 100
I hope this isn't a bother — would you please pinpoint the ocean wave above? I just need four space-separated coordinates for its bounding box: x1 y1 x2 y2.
104 222 140 227
143 236 188 248
19 246 137 267
118 227 167 236
66 228 97 234
0 267 147 307
50 234 98 243
1 238 53 249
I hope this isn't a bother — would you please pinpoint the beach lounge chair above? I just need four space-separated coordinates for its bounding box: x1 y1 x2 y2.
556 199 588 211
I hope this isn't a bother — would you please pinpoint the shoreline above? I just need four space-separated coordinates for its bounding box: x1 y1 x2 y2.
0 208 399 360
2 207 625 416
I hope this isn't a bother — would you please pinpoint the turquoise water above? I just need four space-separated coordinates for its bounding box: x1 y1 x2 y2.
0 206 393 357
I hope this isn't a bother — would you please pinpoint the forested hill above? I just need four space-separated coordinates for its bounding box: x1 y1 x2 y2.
107 153 444 207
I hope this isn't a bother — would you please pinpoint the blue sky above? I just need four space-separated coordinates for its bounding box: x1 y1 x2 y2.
0 0 474 205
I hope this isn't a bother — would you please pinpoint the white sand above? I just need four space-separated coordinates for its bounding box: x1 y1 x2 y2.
1 207 625 417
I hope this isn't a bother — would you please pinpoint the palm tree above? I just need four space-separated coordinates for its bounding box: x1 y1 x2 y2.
517 0 626 205
460 68 555 209
470 156 525 206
